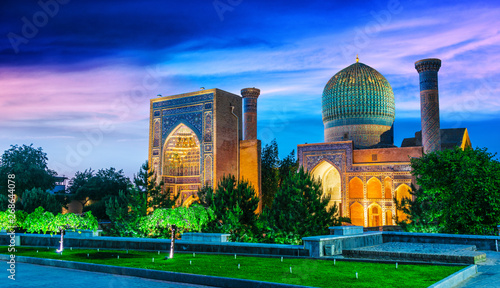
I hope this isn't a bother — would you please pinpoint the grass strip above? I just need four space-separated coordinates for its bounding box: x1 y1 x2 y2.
2 246 464 288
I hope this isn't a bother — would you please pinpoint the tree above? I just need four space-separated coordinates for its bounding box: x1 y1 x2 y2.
198 176 260 241
69 167 131 219
105 188 148 237
278 149 298 187
0 144 56 198
21 188 62 215
23 207 98 252
396 147 500 235
261 140 279 208
67 169 94 205
133 161 177 211
139 205 214 258
264 167 340 243
0 210 27 232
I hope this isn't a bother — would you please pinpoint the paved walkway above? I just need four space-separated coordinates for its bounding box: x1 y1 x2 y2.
456 251 500 288
1 261 217 288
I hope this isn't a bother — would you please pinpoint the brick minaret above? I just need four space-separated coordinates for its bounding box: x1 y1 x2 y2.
415 58 441 153
241 88 260 140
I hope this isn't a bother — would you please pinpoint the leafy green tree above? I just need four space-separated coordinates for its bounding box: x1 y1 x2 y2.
0 210 27 232
21 188 62 215
69 167 131 219
139 205 214 258
70 167 131 204
0 144 56 198
105 188 148 237
396 147 500 235
23 207 98 252
264 167 340 243
0 194 9 211
261 140 280 208
67 169 94 205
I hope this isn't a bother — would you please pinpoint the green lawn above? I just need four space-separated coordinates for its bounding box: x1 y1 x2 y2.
3 246 463 288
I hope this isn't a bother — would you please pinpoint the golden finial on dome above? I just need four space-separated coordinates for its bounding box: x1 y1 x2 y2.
356 54 359 63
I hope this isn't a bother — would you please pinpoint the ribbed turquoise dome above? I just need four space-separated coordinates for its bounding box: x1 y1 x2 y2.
322 62 395 148
322 62 395 124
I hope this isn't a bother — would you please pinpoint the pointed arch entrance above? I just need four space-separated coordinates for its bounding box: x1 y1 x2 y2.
368 203 382 227
310 160 341 211
163 124 201 201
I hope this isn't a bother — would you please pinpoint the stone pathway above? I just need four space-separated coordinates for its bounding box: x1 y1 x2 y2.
1 261 217 288
455 251 500 288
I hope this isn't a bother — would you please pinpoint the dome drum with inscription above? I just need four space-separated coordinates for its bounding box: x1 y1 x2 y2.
322 58 395 149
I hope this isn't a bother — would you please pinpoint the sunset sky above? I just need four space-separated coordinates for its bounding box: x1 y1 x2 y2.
1 0 499 179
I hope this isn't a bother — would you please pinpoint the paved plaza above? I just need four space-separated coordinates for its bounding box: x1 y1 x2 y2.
457 251 500 288
1 261 217 288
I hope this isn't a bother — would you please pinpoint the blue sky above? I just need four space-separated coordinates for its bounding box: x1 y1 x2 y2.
1 0 499 179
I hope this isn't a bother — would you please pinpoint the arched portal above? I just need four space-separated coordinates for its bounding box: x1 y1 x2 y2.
396 184 411 222
163 124 201 200
311 161 341 211
367 177 382 199
349 177 364 199
350 202 364 226
368 203 382 227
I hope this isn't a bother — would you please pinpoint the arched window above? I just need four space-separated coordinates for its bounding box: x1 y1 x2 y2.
367 177 382 199
350 202 364 226
349 177 364 199
368 203 381 227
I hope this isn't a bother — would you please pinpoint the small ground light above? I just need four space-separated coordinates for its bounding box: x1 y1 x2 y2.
117 255 119 259
238 264 240 269
334 259 336 265
190 260 192 265
281 257 283 262
70 247 72 251
158 251 160 255
356 272 358 279
36 250 38 253
152 258 154 262
290 266 292 273
87 253 89 258
193 252 195 257
234 254 237 259
396 262 398 269
97 248 99 252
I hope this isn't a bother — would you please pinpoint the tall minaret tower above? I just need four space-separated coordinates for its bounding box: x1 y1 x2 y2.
415 58 442 153
241 88 260 140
